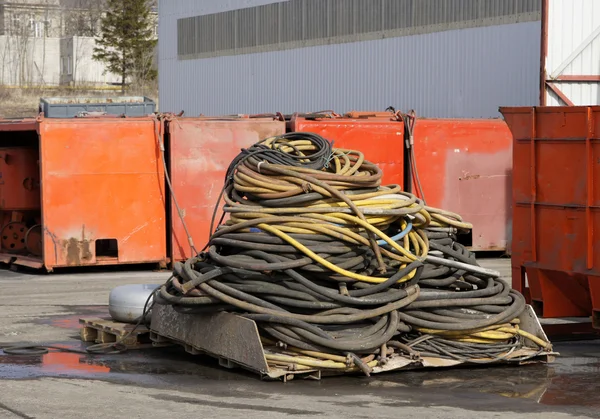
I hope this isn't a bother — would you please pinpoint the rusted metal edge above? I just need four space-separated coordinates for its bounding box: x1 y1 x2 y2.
500 106 600 114
0 253 15 265
545 82 575 106
0 120 38 132
556 75 600 82
12 255 44 270
9 258 168 271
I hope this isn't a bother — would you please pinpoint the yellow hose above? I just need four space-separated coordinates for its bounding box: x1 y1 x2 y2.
258 223 417 283
265 353 379 370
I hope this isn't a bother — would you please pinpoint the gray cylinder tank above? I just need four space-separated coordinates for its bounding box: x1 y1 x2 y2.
108 284 161 324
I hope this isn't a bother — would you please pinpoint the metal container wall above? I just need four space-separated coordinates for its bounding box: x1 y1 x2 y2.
412 119 513 252
167 117 286 262
0 117 168 270
40 96 157 118
501 106 600 324
288 115 405 187
0 147 40 210
39 118 167 268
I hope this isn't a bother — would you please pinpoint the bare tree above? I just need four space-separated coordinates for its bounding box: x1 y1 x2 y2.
0 0 58 87
130 41 157 95
57 0 105 86
62 0 105 37
14 15 32 86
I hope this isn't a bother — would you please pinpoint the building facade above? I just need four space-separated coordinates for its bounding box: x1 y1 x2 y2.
158 0 542 118
0 0 158 87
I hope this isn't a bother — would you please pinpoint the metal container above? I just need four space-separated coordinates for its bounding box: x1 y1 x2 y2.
287 113 405 187
412 118 513 252
40 96 156 118
109 284 161 323
0 116 167 270
501 105 600 325
166 116 286 262
288 113 511 252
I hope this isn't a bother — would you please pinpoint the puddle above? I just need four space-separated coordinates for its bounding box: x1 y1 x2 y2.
0 342 248 383
344 349 600 408
0 335 599 411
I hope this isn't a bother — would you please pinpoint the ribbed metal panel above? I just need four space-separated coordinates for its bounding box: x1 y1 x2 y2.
545 0 600 106
174 0 540 59
160 1 282 61
160 23 540 118
159 0 541 118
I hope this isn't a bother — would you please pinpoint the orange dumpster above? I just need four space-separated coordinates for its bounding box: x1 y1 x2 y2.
0 116 167 270
287 113 405 187
411 118 513 252
502 106 600 324
166 116 286 262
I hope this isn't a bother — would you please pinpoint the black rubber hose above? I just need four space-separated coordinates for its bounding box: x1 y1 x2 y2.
398 291 526 331
239 250 414 306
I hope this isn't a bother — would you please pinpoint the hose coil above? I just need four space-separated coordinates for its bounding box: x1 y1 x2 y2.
158 133 547 375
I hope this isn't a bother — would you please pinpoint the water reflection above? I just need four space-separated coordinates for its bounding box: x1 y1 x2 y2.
0 341 598 409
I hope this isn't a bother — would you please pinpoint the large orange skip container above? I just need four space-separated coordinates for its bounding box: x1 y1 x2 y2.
501 106 600 325
412 118 513 252
287 114 405 187
0 117 167 270
289 113 512 252
167 117 286 262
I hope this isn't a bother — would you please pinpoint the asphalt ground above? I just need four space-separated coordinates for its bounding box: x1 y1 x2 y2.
0 259 599 419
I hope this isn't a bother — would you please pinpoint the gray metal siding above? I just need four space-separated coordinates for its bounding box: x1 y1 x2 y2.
176 0 541 59
159 18 541 118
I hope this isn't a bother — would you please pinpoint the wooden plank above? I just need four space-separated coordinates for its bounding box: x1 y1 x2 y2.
79 317 158 349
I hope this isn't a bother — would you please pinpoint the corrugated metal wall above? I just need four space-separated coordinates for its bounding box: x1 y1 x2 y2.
159 0 541 118
544 0 600 106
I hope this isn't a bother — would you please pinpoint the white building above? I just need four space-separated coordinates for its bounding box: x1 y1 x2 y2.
0 0 158 87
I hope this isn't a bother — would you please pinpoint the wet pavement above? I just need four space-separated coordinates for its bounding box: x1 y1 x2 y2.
1 337 599 410
0 264 599 418
1 311 600 419
1 337 600 418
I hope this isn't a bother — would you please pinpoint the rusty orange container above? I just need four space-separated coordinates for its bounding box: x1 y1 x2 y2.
167 116 286 262
412 118 513 252
287 114 405 187
501 106 600 325
0 116 167 270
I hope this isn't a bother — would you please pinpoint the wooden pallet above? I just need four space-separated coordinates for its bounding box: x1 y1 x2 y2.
79 317 163 349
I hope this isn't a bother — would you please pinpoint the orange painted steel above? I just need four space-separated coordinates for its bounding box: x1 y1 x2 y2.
288 113 512 252
287 114 405 187
0 117 167 270
412 118 513 252
167 117 286 262
0 147 40 210
501 106 600 326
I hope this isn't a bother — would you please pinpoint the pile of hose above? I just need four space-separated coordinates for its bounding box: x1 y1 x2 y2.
156 132 551 376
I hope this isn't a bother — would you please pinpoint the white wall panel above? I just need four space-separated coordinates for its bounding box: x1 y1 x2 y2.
545 0 600 106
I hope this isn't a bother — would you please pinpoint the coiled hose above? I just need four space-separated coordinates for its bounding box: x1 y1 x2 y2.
157 133 549 375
